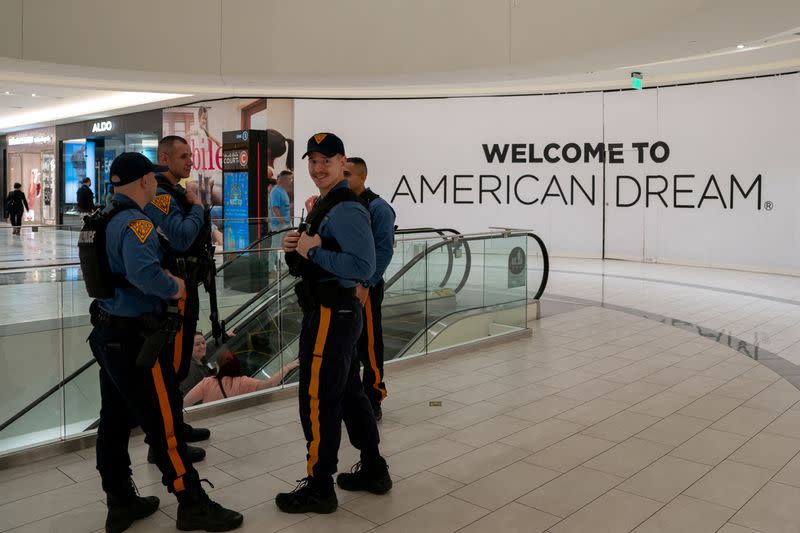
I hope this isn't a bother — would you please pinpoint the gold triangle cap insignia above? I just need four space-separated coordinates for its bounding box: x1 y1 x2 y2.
128 220 154 244
151 194 171 215
314 133 327 144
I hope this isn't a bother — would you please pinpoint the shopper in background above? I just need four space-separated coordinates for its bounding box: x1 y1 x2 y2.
105 185 115 207
269 170 293 231
77 178 95 212
5 182 28 235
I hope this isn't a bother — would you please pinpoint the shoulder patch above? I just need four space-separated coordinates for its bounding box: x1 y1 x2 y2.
150 194 171 215
128 219 154 244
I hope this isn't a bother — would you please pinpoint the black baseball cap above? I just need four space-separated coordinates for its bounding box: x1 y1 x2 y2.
109 152 168 186
301 132 345 159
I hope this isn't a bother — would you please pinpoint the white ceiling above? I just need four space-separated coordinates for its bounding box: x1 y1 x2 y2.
0 0 799 133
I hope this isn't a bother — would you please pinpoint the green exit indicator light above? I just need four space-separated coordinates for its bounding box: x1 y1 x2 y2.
631 72 643 90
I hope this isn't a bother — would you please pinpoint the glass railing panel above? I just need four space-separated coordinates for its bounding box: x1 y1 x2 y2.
0 224 83 268
383 240 428 360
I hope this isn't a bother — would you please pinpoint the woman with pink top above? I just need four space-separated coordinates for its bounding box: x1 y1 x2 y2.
184 350 299 407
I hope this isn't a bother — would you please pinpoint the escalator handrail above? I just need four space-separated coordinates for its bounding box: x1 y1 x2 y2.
215 226 295 274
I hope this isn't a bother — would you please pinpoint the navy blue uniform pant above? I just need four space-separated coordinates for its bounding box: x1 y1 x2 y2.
357 282 388 407
297 297 380 479
89 325 199 494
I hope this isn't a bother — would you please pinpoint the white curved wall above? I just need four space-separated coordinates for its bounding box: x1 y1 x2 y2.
293 74 800 274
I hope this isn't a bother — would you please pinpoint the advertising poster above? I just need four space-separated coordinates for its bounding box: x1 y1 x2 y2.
223 171 249 251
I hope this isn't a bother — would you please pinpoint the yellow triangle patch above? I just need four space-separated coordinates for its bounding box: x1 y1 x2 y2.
128 219 154 244
150 194 171 215
314 133 327 144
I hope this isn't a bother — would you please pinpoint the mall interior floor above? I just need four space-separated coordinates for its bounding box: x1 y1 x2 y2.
3 261 800 532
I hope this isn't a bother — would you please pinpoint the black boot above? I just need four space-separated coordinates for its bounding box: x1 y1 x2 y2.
336 458 392 494
148 444 206 464
182 422 211 443
105 478 160 533
176 481 243 531
275 476 337 514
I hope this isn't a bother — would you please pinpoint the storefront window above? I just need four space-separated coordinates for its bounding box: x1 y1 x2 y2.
5 128 57 225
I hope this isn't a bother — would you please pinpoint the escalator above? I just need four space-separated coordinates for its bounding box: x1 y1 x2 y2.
0 228 548 455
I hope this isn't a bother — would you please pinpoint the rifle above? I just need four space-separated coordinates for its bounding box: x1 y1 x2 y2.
136 300 184 368
201 207 226 345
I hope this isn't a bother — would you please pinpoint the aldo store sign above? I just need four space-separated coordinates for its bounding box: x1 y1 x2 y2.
91 121 114 133
294 74 800 274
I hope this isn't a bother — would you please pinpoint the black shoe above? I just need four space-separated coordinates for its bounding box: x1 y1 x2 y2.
373 404 382 421
176 481 243 532
182 423 211 443
105 479 160 533
148 445 206 464
336 459 392 495
275 477 337 514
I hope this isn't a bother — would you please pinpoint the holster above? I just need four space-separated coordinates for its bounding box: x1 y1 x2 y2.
294 280 356 313
135 305 183 368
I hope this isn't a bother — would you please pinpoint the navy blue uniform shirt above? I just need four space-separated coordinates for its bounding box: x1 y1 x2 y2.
311 180 376 288
363 189 396 287
98 194 179 317
143 178 204 252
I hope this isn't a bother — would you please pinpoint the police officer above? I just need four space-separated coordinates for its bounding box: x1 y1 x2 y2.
143 135 211 457
86 152 242 532
275 133 392 514
343 157 396 420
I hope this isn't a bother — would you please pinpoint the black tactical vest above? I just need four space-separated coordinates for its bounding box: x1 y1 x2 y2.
285 186 366 281
155 176 208 258
78 203 136 299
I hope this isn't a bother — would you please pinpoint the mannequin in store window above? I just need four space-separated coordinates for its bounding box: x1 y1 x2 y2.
5 182 28 235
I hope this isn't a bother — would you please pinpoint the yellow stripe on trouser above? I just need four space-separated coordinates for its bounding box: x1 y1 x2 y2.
365 295 387 401
172 298 186 373
151 360 187 492
307 306 331 476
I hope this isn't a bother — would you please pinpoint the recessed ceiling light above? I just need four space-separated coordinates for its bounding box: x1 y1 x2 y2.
737 44 746 49
3 91 10 95
31 93 37 97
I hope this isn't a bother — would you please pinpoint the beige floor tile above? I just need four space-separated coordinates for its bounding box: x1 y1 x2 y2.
643 367 700 387
617 456 711 503
379 422 454 456
442 381 514 405
387 437 475 478
668 376 728 398
764 408 800 438
452 461 560 510
491 366 565 386
576 356 635 376
206 417 272 444
4 501 107 533
429 442 530 484
0 468 75 506
0 478 105 531
677 395 744 421
539 370 599 390
369 495 488 533
684 460 774 510
500 418 584 452
518 466 623 518
773 453 800 488
457 502 559 533
673 353 730 372
743 384 800 413
635 414 711 447
426 401 509 430
713 377 772 401
509 395 585 423
584 438 672 478
384 398 467 425
342 471 463 524
731 481 800 533
212 422 304 458
631 495 734 533
0 453 85 484
711 406 780 437
487 383 563 408
628 391 697 418
556 398 630 426
556 378 626 402
447 415 533 448
204 473 294 512
602 381 669 405
581 410 661 442
275 508 376 533
525 434 617 473
669 428 749 466
215 440 304 480
699 361 753 381
425 371 493 393
729 432 800 472
740 366 780 382
716 524 763 533
549 489 663 533
603 364 662 385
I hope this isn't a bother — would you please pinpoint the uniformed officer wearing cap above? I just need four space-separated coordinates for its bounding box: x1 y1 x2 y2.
87 152 242 533
275 133 392 514
143 136 212 455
